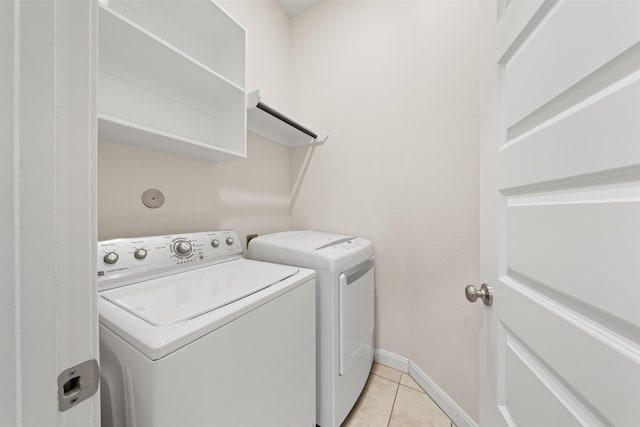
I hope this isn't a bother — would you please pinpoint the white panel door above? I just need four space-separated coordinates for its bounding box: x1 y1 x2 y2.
479 1 640 426
0 1 99 426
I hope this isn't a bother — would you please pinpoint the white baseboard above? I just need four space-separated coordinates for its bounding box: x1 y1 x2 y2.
374 348 409 372
374 348 478 427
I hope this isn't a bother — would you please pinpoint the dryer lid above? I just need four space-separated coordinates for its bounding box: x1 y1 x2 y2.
247 231 373 271
100 259 298 326
253 230 354 250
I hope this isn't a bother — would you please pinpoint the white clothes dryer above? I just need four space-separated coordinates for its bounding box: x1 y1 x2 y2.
248 231 374 427
97 230 316 427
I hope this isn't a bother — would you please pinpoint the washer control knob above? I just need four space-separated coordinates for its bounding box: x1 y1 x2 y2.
103 252 119 265
134 248 148 260
211 239 220 248
174 240 192 257
226 237 234 246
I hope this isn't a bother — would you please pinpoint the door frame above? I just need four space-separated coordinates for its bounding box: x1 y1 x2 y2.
1 1 100 425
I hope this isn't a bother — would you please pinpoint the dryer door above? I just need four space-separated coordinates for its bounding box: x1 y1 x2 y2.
339 257 375 376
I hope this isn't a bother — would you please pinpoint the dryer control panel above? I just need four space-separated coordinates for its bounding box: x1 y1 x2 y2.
97 230 242 290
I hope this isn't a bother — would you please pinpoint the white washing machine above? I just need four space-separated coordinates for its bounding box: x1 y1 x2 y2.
247 231 374 427
97 230 316 427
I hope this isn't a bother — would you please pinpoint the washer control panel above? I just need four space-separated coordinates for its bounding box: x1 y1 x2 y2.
97 230 242 290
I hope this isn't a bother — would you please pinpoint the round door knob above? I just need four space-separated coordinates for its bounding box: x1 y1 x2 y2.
134 248 147 260
465 283 493 306
103 252 119 265
225 237 234 246
211 239 220 248
174 240 192 257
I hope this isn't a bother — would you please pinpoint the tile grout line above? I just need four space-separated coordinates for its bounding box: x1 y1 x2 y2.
386 381 400 427
368 367 454 426
400 381 454 426
401 375 426 394
371 371 401 384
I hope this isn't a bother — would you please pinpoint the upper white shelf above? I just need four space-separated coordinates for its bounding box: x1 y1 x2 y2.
97 2 247 161
247 90 328 147
101 0 246 87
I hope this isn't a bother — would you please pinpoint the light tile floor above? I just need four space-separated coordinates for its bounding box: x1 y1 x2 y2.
342 363 452 427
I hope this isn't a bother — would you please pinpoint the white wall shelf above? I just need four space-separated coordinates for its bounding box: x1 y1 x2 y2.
247 90 328 147
98 1 246 161
98 115 244 162
103 0 246 87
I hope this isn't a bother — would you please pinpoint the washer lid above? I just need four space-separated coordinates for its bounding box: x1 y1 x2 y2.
100 259 298 326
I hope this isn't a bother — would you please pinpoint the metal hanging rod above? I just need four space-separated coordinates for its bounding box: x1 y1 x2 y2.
256 101 318 139
247 90 328 147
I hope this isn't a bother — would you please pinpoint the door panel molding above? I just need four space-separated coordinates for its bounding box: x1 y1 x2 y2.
506 42 640 145
505 332 606 427
497 276 640 426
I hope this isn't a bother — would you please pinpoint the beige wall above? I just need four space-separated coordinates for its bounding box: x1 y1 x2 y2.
98 133 290 243
98 1 292 247
219 0 291 111
290 1 481 421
